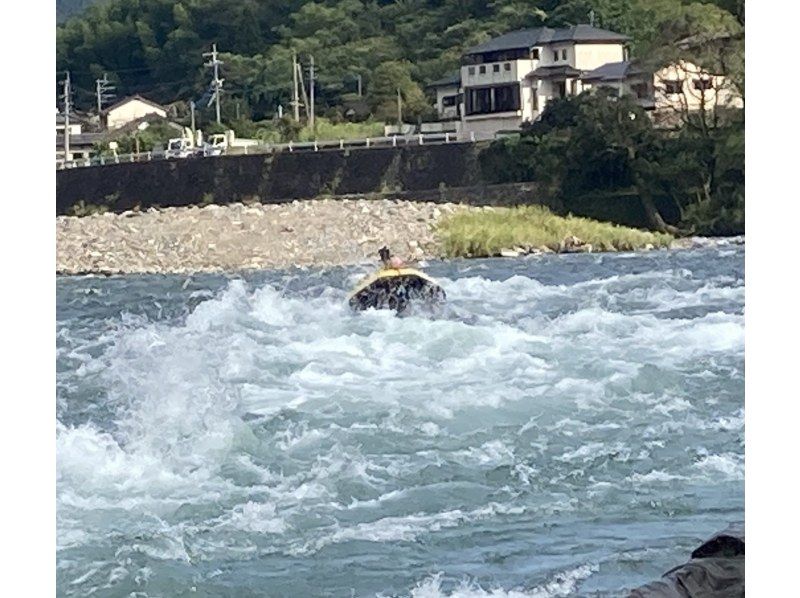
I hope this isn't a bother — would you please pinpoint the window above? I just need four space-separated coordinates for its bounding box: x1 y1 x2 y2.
531 49 540 60
466 87 492 114
442 95 457 107
493 85 520 111
493 64 500 73
553 51 559 62
468 66 475 75
562 49 567 60
663 79 683 95
464 84 521 115
632 82 650 99
504 62 511 71
479 65 486 74
692 78 713 91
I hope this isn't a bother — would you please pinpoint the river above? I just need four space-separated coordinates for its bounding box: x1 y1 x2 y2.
56 246 744 597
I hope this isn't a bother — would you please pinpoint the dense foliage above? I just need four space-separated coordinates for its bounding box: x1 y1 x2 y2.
480 91 744 235
57 0 743 123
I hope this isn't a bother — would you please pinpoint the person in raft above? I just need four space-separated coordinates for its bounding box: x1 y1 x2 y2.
379 246 407 269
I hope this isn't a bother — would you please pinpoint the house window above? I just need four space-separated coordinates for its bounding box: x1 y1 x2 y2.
493 85 520 111
465 84 521 115
663 79 683 95
468 66 475 75
553 51 559 61
479 65 486 74
562 49 567 60
493 64 500 73
504 62 511 71
442 95 457 107
632 82 650 99
692 78 713 91
531 49 540 60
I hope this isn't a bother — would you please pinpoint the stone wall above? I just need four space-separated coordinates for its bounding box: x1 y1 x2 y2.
56 144 485 215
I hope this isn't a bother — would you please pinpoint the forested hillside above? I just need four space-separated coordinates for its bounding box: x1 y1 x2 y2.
57 0 101 22
56 0 743 121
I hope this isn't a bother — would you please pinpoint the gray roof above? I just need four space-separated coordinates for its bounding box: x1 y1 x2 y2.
55 132 105 148
427 71 461 88
464 25 629 56
528 65 583 79
549 24 630 44
581 61 644 82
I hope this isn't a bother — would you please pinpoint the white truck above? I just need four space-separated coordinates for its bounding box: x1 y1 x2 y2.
208 130 260 155
165 128 201 159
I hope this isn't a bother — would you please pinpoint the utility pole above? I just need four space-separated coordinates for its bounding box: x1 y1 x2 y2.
396 87 403 125
95 72 115 116
62 71 72 163
309 55 315 132
297 62 309 122
190 100 196 137
357 73 362 97
291 52 300 122
203 43 224 125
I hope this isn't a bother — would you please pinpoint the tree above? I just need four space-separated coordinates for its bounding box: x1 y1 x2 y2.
367 61 431 122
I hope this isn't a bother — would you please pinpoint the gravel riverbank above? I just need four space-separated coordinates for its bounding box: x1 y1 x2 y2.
56 199 473 275
56 199 743 275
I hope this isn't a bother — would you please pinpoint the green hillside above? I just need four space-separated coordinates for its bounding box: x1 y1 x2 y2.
56 0 743 121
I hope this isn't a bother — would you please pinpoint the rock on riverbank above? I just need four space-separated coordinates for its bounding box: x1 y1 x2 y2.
56 199 473 275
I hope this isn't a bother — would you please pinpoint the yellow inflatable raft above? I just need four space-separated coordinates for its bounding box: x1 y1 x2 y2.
348 267 447 313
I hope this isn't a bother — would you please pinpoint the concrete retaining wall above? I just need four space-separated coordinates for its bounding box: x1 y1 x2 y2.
56 143 679 230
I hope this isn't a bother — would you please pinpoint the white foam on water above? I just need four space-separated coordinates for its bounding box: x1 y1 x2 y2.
57 249 744 594
692 453 744 481
406 564 597 598
300 502 525 555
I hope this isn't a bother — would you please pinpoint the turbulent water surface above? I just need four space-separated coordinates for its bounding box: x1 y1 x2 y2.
56 247 744 597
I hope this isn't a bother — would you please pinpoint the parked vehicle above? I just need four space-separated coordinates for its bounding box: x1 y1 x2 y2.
208 131 260 154
165 138 196 159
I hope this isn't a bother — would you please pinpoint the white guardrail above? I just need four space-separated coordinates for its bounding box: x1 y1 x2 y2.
56 131 482 170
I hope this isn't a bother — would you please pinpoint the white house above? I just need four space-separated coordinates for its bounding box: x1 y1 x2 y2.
453 25 631 138
653 60 743 114
103 95 167 130
56 110 104 163
427 71 461 121
429 26 743 138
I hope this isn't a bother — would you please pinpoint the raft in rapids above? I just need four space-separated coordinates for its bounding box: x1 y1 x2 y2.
348 247 446 313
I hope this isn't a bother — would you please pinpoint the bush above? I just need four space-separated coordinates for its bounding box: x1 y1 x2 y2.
437 205 673 257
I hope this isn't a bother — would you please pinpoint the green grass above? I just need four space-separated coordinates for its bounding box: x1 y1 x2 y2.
437 205 673 257
297 118 385 142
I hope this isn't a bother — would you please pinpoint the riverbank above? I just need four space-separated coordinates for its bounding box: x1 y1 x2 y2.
55 199 736 275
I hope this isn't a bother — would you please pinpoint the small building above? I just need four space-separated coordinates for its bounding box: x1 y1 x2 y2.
427 71 462 121
653 60 743 114
103 95 167 130
56 110 104 163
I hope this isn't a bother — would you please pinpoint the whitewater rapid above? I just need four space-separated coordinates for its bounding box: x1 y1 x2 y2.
56 247 744 597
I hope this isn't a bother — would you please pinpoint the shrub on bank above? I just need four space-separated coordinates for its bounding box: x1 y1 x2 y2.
437 205 672 257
